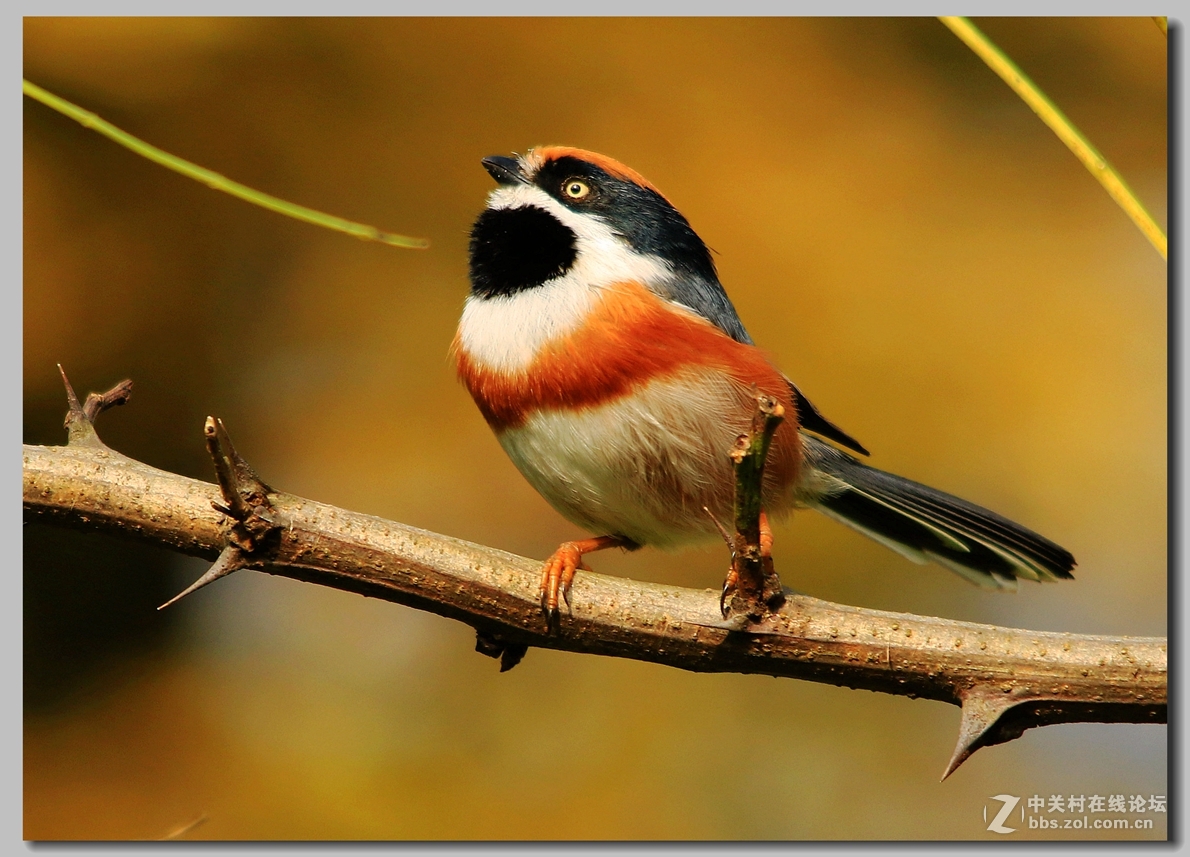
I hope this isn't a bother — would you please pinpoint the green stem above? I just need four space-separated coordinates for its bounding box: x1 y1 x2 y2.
23 79 429 250
939 17 1166 260
731 398 785 554
733 411 779 544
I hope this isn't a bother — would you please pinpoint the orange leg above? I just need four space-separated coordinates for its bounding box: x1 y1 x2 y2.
540 535 633 624
759 510 774 559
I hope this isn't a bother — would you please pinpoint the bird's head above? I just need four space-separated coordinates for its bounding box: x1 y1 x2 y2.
468 146 717 300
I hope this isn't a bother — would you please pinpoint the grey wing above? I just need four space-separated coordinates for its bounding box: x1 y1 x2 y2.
654 274 755 344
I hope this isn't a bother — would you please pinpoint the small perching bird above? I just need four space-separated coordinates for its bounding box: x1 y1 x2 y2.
452 146 1075 621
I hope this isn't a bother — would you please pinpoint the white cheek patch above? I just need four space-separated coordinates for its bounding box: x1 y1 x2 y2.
566 222 671 297
460 187 672 374
485 184 556 213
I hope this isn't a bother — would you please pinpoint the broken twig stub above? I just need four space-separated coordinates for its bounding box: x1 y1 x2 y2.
159 417 283 609
722 393 786 621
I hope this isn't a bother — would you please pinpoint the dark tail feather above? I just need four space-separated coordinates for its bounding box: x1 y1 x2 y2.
798 436 1076 591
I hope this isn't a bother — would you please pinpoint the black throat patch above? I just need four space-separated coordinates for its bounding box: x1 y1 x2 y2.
469 206 578 298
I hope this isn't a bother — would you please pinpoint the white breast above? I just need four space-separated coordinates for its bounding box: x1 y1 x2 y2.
495 370 791 548
458 281 596 374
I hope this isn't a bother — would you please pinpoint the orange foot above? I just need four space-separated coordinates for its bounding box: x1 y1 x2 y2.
540 535 635 627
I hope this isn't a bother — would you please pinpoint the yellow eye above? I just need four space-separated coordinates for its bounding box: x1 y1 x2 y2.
563 179 590 200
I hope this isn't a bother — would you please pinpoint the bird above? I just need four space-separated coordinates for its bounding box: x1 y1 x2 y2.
452 146 1075 622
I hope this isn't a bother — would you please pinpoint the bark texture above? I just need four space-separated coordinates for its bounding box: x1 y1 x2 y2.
22 373 1167 779
23 433 1166 780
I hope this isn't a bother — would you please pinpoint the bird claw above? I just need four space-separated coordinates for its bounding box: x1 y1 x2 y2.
720 567 739 617
539 543 587 630
536 535 631 630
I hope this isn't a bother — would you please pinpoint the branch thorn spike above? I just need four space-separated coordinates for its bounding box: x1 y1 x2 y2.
941 687 1017 781
57 364 83 415
58 364 99 446
158 546 244 610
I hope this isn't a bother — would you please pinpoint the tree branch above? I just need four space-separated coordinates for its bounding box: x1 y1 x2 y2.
22 376 1166 780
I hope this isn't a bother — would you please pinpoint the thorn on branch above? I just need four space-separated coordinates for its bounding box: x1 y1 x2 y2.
160 417 281 608
158 545 246 610
941 686 1026 780
58 364 132 448
721 393 787 621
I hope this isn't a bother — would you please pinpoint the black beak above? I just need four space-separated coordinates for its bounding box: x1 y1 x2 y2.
482 155 529 186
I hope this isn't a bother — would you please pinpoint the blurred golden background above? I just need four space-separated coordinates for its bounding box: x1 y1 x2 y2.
23 17 1166 840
